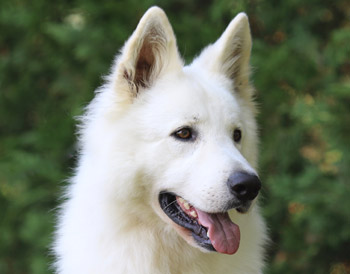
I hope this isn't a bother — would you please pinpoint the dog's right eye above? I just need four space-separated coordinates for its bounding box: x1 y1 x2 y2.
172 127 194 141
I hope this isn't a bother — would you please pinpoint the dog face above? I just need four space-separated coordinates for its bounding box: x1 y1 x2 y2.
105 7 260 255
135 69 259 205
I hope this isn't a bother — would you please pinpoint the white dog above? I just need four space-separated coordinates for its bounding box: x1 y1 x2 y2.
54 6 267 274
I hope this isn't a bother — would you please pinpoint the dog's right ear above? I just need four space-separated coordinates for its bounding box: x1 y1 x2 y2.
113 7 182 101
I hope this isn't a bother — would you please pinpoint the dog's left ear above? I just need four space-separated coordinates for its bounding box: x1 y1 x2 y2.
113 7 182 101
195 13 253 97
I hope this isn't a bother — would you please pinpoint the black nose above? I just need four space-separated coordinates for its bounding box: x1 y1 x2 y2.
227 172 261 202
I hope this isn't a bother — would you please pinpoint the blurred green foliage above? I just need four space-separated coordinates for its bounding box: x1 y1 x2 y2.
0 0 349 273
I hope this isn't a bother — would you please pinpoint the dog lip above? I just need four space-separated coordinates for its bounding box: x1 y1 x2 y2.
158 192 215 252
225 200 252 214
159 192 242 254
236 206 248 213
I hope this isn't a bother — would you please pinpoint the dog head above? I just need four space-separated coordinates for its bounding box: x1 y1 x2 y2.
92 7 260 255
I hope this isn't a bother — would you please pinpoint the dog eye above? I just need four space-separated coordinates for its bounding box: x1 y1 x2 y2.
233 129 242 142
173 127 193 141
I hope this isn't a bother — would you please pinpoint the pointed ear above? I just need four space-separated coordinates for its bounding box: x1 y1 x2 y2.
195 13 252 96
217 13 252 86
113 7 182 99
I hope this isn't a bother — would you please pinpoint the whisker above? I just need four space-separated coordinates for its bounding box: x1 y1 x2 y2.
163 199 177 211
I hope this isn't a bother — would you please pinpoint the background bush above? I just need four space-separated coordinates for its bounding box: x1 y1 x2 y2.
0 0 349 273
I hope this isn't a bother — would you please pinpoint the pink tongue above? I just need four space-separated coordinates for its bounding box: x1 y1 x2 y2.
196 209 240 255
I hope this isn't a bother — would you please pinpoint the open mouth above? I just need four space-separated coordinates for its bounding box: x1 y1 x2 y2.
159 192 240 255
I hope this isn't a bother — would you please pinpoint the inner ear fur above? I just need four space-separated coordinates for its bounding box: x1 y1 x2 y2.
192 13 253 98
133 25 167 89
218 13 252 93
117 7 181 98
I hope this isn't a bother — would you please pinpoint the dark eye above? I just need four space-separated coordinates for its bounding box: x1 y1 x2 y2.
233 129 242 142
173 127 193 141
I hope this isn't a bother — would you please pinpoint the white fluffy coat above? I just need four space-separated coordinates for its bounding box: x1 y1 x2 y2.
54 7 267 274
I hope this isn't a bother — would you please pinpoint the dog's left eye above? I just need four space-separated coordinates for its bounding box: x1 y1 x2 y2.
233 129 242 142
172 127 193 141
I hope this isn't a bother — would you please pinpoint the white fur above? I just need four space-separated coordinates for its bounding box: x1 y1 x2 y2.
54 7 267 274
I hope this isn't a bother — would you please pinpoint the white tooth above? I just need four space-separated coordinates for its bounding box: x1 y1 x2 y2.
183 202 190 210
207 231 210 238
190 211 197 218
178 197 185 204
